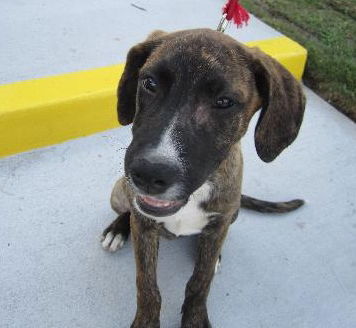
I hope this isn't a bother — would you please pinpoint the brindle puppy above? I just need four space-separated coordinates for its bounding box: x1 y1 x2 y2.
101 29 305 328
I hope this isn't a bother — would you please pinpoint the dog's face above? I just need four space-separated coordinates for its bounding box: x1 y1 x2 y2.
118 29 305 217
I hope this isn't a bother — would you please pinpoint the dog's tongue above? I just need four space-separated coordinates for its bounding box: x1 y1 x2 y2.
140 195 178 208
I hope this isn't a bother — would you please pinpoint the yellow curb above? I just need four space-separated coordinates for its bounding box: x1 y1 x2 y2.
0 36 307 158
246 36 307 80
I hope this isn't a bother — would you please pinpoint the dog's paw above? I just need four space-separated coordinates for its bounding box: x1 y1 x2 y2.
101 231 126 252
181 304 212 328
100 213 131 252
214 255 221 274
130 320 160 328
130 315 160 328
181 315 212 328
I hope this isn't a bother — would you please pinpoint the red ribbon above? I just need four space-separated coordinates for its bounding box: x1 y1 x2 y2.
222 0 250 28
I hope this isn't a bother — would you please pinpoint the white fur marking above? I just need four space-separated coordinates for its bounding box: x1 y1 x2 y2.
101 232 125 252
133 183 215 236
109 234 125 252
101 232 114 249
145 116 181 167
159 183 213 236
214 257 221 274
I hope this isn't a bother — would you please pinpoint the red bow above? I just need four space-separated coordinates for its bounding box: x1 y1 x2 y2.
217 0 250 32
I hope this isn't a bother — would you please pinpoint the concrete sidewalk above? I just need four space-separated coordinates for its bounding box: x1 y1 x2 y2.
0 0 280 84
1 1 355 328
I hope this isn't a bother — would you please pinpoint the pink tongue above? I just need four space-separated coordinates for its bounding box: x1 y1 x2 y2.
141 196 174 208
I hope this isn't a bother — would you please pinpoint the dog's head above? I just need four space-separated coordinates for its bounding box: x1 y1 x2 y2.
118 29 305 217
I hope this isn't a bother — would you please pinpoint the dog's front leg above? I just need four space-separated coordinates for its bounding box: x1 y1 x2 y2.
181 218 230 328
130 213 161 328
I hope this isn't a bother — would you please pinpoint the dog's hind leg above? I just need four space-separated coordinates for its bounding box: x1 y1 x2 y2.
101 177 132 252
101 212 131 252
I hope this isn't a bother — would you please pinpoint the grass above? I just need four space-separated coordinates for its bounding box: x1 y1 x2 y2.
242 0 356 121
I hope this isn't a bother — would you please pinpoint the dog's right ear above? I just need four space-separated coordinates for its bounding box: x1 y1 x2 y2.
117 31 166 125
248 47 306 162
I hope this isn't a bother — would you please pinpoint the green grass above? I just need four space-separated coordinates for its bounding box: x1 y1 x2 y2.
242 0 356 121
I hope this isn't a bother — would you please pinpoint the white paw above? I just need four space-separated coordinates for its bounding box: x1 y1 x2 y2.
214 257 221 274
101 231 125 252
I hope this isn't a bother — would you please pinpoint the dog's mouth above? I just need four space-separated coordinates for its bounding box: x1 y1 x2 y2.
136 195 186 217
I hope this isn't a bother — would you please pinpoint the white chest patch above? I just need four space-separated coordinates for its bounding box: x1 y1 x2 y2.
153 183 213 237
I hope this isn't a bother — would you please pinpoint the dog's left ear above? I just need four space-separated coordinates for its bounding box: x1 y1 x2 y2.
250 48 306 162
117 31 167 125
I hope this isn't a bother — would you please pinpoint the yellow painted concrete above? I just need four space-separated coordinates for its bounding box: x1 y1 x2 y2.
0 36 307 158
0 65 125 157
246 36 307 80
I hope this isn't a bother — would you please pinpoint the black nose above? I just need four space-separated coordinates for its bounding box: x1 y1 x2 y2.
130 159 180 195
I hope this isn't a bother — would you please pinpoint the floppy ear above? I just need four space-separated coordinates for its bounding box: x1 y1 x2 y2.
250 48 306 162
117 31 166 125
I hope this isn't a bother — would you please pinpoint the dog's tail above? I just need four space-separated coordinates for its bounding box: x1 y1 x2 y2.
241 195 304 213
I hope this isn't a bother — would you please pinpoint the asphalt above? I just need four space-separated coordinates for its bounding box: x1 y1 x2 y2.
1 1 355 328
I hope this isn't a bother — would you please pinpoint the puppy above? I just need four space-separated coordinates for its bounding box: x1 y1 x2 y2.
101 29 305 328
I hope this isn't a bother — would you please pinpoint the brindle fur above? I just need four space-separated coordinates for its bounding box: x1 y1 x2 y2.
101 29 305 328
241 195 304 213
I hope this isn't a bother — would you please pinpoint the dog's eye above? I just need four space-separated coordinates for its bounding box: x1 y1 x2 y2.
142 77 157 93
215 97 235 109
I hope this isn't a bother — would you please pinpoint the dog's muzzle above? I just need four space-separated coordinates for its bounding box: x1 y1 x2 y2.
128 158 186 216
136 195 186 217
